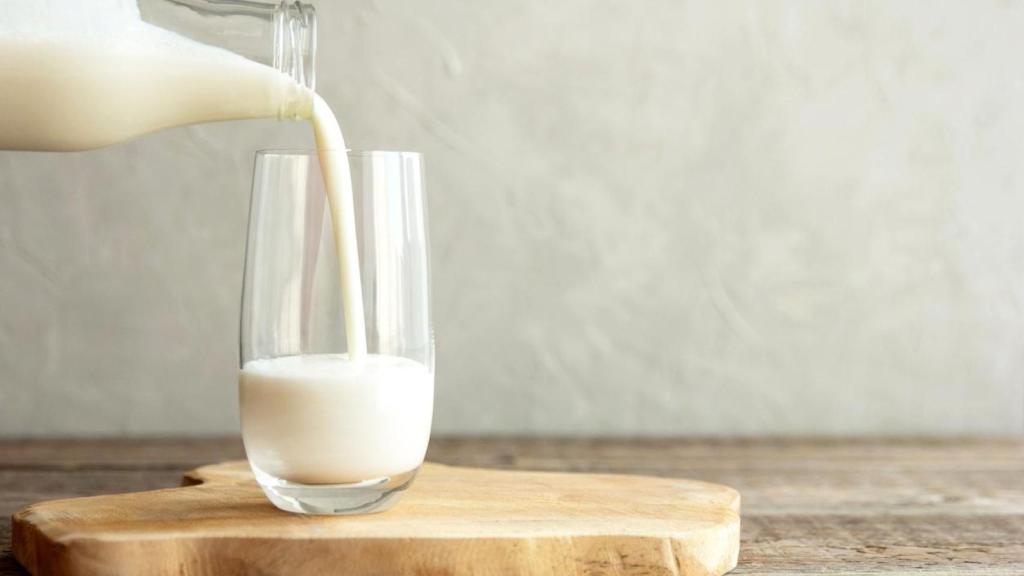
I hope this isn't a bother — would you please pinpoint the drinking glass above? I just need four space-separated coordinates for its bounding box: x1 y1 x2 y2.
240 150 433 515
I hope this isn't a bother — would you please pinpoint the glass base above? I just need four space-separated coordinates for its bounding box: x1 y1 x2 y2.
252 464 420 515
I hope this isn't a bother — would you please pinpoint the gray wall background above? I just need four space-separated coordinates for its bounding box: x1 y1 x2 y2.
2 1 1023 436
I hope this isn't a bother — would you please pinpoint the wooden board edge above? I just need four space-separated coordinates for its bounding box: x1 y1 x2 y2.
11 530 740 576
12 506 46 576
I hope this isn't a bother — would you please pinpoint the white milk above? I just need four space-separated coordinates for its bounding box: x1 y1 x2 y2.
0 2 367 354
239 101 423 487
2 0 430 483
0 1 310 151
240 354 434 484
311 95 368 361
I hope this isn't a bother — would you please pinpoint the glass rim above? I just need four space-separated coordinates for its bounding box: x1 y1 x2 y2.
255 148 422 159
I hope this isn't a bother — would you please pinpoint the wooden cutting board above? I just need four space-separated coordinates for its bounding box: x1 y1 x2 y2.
12 461 740 575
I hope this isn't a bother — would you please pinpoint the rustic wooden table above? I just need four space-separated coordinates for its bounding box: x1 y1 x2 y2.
2 438 1022 575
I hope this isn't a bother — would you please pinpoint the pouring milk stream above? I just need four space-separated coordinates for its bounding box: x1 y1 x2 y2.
1 0 430 484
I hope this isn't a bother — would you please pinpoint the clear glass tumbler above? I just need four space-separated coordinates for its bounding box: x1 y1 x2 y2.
240 150 433 515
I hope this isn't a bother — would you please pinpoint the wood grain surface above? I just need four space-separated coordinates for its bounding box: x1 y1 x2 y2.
12 461 740 576
2 437 1023 574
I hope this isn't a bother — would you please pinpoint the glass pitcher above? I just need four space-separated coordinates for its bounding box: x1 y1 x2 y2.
0 0 317 151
